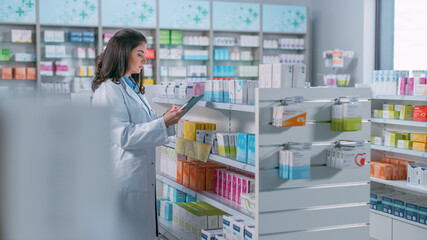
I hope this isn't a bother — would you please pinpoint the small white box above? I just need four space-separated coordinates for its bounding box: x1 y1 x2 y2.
54 82 62 93
11 30 22 42
54 31 64 42
45 45 56 58
292 64 306 88
235 80 248 104
160 66 168 77
272 64 293 88
247 81 255 105
222 215 235 240
55 45 66 58
201 228 223 240
21 30 32 43
232 219 245 240
77 48 86 58
87 48 96 59
244 225 257 240
259 64 272 88
44 30 55 42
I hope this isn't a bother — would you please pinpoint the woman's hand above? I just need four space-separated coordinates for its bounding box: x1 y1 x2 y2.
163 105 185 127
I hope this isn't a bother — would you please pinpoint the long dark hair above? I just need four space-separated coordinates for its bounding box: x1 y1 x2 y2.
92 29 146 93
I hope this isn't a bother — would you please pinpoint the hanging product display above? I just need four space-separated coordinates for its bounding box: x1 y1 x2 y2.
326 140 367 169
272 96 306 127
279 142 312 180
331 96 362 132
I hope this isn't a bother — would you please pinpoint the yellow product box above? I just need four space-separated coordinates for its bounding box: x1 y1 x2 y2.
413 142 427 152
203 122 216 131
184 121 205 141
143 79 154 85
412 133 427 143
400 105 413 120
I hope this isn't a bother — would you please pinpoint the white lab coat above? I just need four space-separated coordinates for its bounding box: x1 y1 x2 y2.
92 78 174 240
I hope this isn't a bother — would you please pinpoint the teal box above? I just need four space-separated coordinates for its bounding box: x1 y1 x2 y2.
393 198 405 218
419 206 427 225
406 202 419 222
171 188 186 203
247 134 255 166
370 193 382 211
186 194 196 202
236 133 248 163
164 202 173 221
156 198 168 216
382 196 394 215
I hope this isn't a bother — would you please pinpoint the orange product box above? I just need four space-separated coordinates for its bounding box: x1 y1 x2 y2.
371 162 393 180
398 159 415 166
26 67 36 79
1 67 12 79
412 133 427 143
380 157 390 163
13 67 26 79
182 162 194 187
189 164 206 191
413 142 427 152
389 158 400 165
391 164 405 180
205 165 227 191
413 107 427 122
176 160 184 184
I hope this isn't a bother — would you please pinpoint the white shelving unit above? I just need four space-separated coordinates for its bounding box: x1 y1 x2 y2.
163 142 256 173
149 86 371 240
373 95 427 101
371 118 427 127
152 97 255 113
370 177 427 195
370 94 427 239
371 145 427 158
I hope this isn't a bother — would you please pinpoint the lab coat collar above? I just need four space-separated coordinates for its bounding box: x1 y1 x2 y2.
120 77 152 118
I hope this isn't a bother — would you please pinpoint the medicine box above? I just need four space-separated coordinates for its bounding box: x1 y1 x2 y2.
232 219 245 240
236 133 248 163
201 228 223 240
247 134 255 166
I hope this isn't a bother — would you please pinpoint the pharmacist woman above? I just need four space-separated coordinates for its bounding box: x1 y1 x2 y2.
92 29 184 240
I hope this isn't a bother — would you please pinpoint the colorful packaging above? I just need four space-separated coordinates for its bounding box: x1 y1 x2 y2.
413 142 427 152
13 67 26 79
412 133 427 143
1 67 12 79
236 133 248 163
247 134 255 166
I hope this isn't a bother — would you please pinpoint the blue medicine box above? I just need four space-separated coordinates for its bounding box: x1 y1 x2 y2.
82 31 94 37
247 134 255 166
236 133 248 163
171 188 186 203
70 31 82 37
419 206 427 225
382 196 394 215
405 202 419 222
186 194 196 202
164 202 173 221
83 36 95 43
370 193 382 211
393 198 405 218
70 36 82 42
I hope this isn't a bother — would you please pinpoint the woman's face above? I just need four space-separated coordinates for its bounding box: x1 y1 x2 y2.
126 42 147 76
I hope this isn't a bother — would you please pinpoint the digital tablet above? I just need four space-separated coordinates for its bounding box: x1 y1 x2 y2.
179 94 204 117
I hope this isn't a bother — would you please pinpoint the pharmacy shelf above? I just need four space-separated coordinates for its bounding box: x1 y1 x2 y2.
197 191 254 224
372 95 427 101
152 97 255 113
40 57 96 60
0 60 36 63
158 217 196 240
370 209 427 230
159 76 208 78
263 48 306 51
371 118 427 128
160 44 209 47
163 141 255 173
41 75 93 78
370 177 427 195
156 173 197 197
160 59 209 61
213 45 259 48
0 79 36 81
213 76 258 78
371 145 427 157
40 41 95 44
0 41 34 44
156 173 254 224
213 59 260 62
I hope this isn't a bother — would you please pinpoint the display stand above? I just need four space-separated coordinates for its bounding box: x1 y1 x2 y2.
147 86 371 240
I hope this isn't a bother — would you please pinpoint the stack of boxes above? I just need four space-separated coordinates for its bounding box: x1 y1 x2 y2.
212 168 255 205
11 29 32 43
160 30 182 45
372 131 427 152
69 31 95 43
221 215 256 240
370 157 414 180
259 63 306 88
372 103 427 122
370 188 427 225
372 70 427 96
1 67 36 80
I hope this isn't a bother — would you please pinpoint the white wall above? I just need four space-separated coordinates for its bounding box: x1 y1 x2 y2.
311 0 375 86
